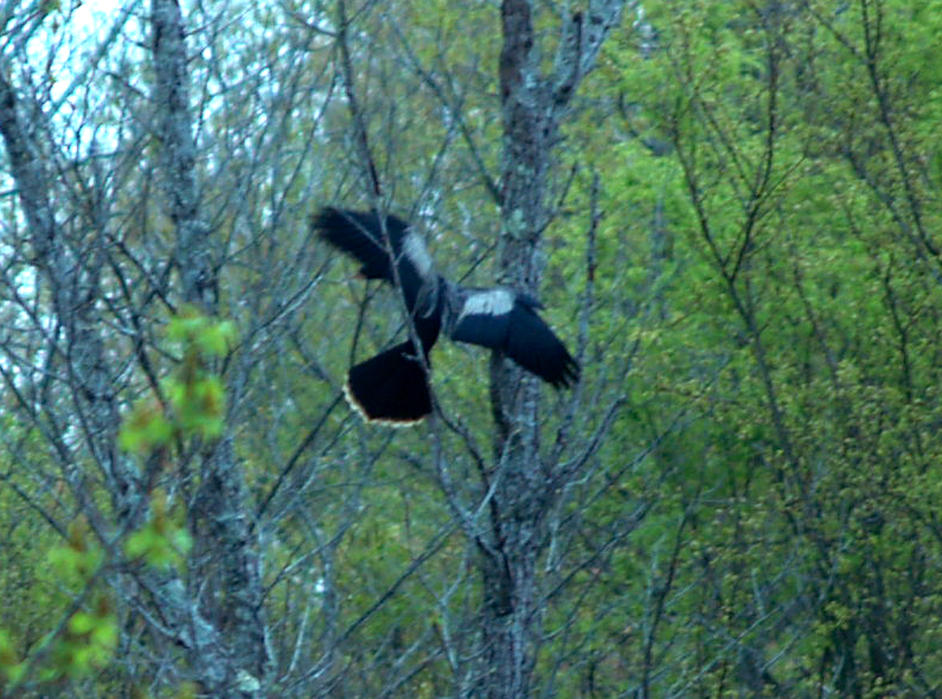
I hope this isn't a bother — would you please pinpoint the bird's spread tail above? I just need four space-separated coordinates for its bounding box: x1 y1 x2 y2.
343 341 432 426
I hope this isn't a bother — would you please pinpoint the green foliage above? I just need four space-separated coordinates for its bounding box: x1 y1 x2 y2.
4 0 942 694
0 628 25 686
46 519 105 586
0 310 229 693
119 309 235 451
40 594 118 683
0 518 119 689
533 0 942 694
125 493 193 572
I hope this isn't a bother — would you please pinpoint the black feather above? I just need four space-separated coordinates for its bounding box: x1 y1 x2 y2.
312 207 410 281
344 341 433 424
450 311 509 350
316 207 580 425
313 207 432 312
504 302 579 388
452 292 578 388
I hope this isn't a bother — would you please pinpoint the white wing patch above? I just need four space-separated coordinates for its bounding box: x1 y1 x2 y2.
401 231 433 278
460 288 514 319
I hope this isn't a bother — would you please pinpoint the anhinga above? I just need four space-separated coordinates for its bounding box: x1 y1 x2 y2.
314 207 578 425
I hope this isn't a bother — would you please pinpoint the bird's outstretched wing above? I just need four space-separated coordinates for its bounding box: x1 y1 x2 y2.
450 289 579 388
313 207 434 310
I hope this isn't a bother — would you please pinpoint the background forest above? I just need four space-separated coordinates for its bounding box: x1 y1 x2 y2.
0 0 940 696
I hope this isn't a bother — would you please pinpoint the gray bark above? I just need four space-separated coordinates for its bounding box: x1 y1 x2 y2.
0 71 133 519
0 2 270 695
476 1 628 696
151 0 270 693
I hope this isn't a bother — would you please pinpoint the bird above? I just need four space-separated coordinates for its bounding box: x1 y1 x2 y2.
313 206 579 425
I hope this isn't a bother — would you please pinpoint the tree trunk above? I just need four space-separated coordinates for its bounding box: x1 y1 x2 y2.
151 0 271 693
475 1 627 696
